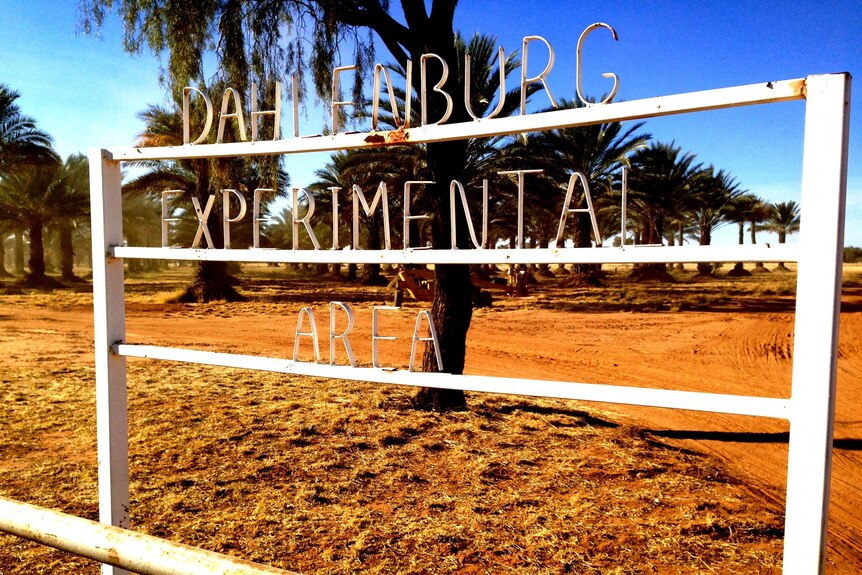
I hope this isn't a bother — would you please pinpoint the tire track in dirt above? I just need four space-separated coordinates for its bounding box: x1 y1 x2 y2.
464 307 862 575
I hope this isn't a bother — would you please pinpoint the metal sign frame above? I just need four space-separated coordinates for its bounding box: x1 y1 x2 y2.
82 74 850 574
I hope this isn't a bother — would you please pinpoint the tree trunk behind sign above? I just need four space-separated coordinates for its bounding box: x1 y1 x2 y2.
411 30 474 409
174 159 244 303
417 140 471 411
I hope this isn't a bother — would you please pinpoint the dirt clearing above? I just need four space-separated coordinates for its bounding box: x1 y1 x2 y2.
1 267 860 573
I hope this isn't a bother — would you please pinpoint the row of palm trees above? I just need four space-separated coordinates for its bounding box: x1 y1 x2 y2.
1 26 802 289
280 33 800 282
289 108 800 284
0 84 93 286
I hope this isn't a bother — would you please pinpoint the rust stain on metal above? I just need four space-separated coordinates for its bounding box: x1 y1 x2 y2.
791 78 807 98
364 126 410 146
387 126 410 144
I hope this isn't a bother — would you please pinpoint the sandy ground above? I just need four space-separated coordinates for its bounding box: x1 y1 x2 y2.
2 287 861 573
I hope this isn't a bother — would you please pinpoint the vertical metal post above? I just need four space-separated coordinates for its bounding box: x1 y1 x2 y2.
89 148 131 575
783 73 851 574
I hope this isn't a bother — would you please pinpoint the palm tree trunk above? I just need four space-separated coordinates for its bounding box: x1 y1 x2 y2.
631 214 671 281
26 218 46 281
696 230 713 276
415 139 471 411
728 222 749 276
14 228 25 274
361 214 385 285
0 234 12 277
58 222 76 281
568 211 602 284
536 236 553 277
749 220 769 273
775 231 790 271
177 197 243 302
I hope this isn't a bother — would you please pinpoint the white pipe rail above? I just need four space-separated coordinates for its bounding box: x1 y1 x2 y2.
113 243 799 265
104 77 806 161
0 496 299 575
115 344 791 420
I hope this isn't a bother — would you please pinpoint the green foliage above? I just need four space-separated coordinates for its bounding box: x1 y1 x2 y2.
78 0 389 105
0 83 57 176
767 200 800 243
844 246 862 263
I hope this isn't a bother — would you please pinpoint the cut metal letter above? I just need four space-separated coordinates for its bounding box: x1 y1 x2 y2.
465 47 507 121
216 87 247 143
329 187 342 249
499 169 543 248
190 195 215 249
252 188 273 249
160 190 183 247
293 307 321 363
329 302 357 367
520 36 558 115
182 87 213 145
292 188 321 250
371 306 399 369
555 171 602 247
409 310 443 372
250 82 282 141
576 23 620 107
450 179 489 249
403 181 433 248
222 189 247 249
291 75 300 138
373 63 412 129
619 167 628 247
420 53 453 126
332 65 357 134
352 182 391 250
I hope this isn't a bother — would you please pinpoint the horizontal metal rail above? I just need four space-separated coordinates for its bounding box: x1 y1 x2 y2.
104 77 806 161
116 344 791 420
112 243 799 265
0 496 298 575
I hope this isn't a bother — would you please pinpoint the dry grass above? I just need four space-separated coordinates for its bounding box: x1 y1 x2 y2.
0 265 794 574
0 361 784 574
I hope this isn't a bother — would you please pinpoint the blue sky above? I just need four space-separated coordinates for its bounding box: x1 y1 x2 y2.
1 0 859 245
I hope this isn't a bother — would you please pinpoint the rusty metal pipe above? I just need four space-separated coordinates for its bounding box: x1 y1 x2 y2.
0 496 299 575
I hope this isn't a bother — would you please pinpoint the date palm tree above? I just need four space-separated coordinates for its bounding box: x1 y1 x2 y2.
768 200 801 243
310 146 419 284
0 84 58 278
767 200 801 271
626 142 702 281
747 196 773 273
129 99 286 300
688 167 742 276
0 84 57 175
55 154 90 282
500 99 650 283
0 159 87 287
725 192 760 276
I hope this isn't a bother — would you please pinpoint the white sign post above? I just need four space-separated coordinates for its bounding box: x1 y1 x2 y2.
83 73 851 575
